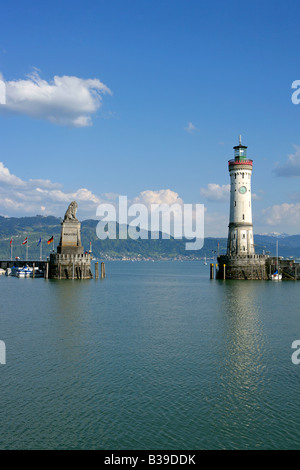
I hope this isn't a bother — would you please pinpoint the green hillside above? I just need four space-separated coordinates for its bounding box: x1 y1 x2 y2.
0 215 299 260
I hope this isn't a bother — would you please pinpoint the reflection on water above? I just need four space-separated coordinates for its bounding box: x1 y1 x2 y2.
209 282 271 448
219 281 267 388
0 263 300 449
35 280 94 371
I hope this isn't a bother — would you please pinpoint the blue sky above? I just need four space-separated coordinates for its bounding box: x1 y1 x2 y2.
0 0 300 236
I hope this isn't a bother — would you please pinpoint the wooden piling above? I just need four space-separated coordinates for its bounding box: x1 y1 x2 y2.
210 263 214 280
101 262 106 279
45 262 49 279
223 264 226 280
32 263 35 279
95 262 99 279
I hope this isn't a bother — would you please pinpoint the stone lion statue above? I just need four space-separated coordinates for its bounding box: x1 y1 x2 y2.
64 201 78 221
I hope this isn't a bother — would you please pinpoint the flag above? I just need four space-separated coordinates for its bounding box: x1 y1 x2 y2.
10 238 12 246
47 236 54 245
22 237 28 245
37 237 41 246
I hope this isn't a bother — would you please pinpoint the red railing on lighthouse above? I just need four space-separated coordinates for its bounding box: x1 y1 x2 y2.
228 159 253 166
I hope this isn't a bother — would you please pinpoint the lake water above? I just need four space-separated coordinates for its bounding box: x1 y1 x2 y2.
0 261 300 450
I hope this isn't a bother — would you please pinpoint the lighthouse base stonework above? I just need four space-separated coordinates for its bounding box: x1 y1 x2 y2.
217 254 268 280
48 201 93 280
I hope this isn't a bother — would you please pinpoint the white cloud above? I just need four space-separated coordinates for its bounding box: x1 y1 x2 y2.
261 203 300 228
184 122 199 133
132 189 184 207
200 183 230 201
131 190 184 235
0 70 112 127
28 178 62 189
274 145 300 177
0 164 208 239
0 161 102 218
0 164 191 222
0 162 25 186
131 189 206 243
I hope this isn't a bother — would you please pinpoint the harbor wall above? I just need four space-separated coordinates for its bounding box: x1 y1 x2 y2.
217 255 300 280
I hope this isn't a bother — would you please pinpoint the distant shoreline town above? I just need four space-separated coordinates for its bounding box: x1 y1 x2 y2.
1 214 300 262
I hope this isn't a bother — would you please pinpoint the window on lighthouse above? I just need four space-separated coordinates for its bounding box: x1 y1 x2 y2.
242 214 245 220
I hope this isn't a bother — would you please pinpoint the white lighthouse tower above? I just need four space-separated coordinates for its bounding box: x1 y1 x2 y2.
227 136 255 256
217 136 268 280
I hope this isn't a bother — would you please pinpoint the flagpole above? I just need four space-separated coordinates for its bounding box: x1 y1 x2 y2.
26 240 28 261
40 240 42 260
10 239 12 261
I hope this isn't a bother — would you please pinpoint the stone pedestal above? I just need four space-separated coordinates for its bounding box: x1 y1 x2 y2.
49 201 93 280
57 220 83 255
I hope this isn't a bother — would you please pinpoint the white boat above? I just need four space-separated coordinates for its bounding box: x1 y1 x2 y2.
14 266 44 278
6 266 21 277
15 266 33 278
271 271 282 281
270 240 282 281
0 268 5 276
15 270 26 278
204 256 207 266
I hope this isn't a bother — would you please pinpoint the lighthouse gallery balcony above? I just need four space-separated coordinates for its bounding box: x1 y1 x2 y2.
228 159 253 166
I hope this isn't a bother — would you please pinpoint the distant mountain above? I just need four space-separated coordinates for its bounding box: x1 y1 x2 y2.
0 215 299 260
253 234 300 258
257 232 290 239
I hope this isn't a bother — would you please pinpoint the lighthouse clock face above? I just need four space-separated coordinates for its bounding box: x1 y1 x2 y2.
239 186 247 194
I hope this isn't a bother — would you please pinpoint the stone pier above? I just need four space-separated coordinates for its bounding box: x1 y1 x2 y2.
217 254 268 280
49 201 93 280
